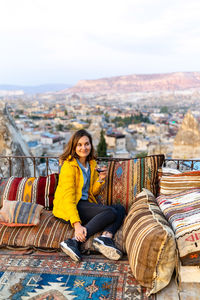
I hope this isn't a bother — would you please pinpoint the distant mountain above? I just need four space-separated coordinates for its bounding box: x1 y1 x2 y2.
59 72 200 94
0 84 72 94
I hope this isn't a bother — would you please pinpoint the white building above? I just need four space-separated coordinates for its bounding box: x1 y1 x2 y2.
41 133 64 145
136 138 149 152
23 130 44 142
27 140 42 157
128 123 146 134
105 132 130 158
105 133 126 151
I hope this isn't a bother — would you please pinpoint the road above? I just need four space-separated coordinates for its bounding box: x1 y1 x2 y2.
4 104 39 176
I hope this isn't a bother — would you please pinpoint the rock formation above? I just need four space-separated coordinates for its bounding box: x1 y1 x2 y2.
172 111 200 159
59 72 200 94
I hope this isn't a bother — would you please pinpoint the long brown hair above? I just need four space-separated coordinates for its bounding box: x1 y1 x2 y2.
59 129 96 164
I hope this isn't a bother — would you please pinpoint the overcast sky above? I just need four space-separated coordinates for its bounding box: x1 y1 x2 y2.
1 0 200 85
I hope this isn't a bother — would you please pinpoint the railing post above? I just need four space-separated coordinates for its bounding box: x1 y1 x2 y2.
21 158 25 177
46 158 49 176
33 157 36 177
8 157 12 177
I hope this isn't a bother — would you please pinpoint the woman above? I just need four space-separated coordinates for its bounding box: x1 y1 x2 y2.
53 129 126 262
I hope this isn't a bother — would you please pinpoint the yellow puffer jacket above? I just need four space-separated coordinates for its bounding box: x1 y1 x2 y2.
52 157 105 226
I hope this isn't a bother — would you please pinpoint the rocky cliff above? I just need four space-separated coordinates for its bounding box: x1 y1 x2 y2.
173 111 200 159
59 72 200 94
0 104 15 176
0 104 32 177
0 107 13 156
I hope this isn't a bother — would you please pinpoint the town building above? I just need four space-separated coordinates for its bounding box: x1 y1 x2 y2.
105 131 130 158
41 133 65 145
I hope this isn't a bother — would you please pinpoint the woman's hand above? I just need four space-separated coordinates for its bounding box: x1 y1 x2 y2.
74 222 87 242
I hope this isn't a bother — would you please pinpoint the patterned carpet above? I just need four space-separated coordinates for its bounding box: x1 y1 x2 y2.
0 249 156 300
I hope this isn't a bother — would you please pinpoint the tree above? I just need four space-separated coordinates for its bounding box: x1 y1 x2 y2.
56 124 64 131
113 113 151 127
40 152 47 163
160 106 169 113
97 130 107 157
16 109 24 114
135 151 148 158
104 112 110 123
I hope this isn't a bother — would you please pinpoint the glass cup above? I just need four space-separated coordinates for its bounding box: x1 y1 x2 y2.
96 161 108 173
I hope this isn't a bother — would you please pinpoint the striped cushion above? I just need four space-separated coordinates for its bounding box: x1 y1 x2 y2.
0 210 72 249
156 189 200 265
160 171 200 195
157 167 181 195
0 209 124 252
0 174 58 210
99 155 164 212
123 189 176 295
0 200 43 226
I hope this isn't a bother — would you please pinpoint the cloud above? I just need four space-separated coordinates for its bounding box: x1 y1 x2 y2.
1 0 200 84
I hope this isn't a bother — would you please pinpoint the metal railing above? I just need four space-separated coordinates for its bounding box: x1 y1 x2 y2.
0 155 138 177
0 155 200 177
0 155 59 177
164 158 200 172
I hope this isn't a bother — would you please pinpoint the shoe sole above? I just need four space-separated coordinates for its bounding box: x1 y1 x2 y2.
93 239 122 260
60 244 81 262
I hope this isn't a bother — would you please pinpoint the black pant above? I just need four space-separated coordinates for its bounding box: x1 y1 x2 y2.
77 200 126 239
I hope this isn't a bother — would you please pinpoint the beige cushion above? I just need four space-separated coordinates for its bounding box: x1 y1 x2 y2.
160 171 200 195
123 189 176 295
157 167 182 195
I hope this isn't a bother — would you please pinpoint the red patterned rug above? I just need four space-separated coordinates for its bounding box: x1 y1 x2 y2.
0 249 156 299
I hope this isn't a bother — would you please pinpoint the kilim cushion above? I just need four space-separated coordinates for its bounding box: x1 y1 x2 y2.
98 155 164 212
0 200 44 226
156 189 200 266
0 174 58 210
160 171 200 195
123 188 176 295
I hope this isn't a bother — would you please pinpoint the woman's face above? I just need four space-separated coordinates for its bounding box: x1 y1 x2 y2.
75 136 91 159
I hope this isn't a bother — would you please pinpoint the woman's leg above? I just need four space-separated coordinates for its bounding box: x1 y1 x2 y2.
60 201 126 261
59 201 115 262
102 204 126 236
92 204 126 260
77 200 118 238
77 201 126 260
